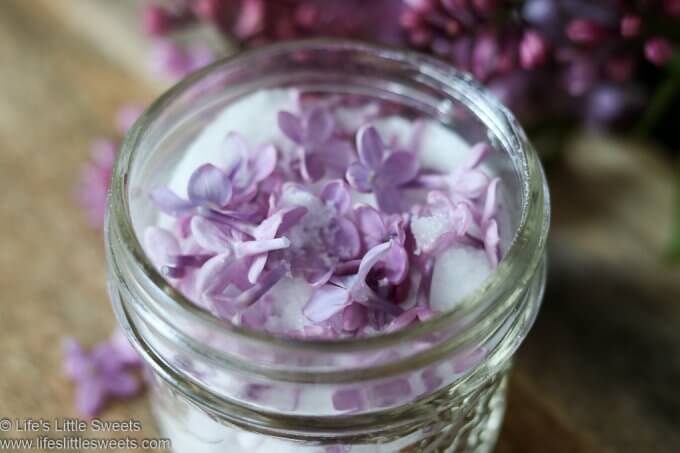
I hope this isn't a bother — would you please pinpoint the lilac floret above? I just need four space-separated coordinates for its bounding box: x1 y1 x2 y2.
346 125 419 213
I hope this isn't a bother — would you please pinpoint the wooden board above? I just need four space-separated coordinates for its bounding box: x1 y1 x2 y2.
0 1 678 451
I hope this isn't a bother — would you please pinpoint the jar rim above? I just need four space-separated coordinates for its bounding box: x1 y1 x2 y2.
108 38 550 353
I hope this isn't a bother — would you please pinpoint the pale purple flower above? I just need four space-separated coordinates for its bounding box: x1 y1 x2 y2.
151 163 251 224
144 225 212 279
226 134 278 194
303 241 402 323
281 182 361 287
278 107 351 182
63 338 143 417
346 125 419 213
355 205 409 284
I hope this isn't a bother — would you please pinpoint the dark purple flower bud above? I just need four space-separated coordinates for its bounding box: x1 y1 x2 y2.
519 31 549 69
645 37 674 66
620 15 642 39
566 18 606 45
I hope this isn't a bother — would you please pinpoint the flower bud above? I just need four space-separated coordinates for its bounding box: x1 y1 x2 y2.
645 37 674 66
520 31 549 69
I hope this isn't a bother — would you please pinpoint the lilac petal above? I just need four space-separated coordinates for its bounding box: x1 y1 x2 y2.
236 264 287 307
484 219 500 267
278 206 308 233
236 237 291 258
356 241 392 284
321 180 352 214
453 170 490 198
321 141 353 172
196 254 233 296
105 371 141 398
76 378 104 417
248 255 268 284
462 143 491 170
187 164 233 207
482 178 500 225
387 306 434 332
303 151 328 182
63 339 87 379
252 144 278 182
332 387 364 411
375 186 403 214
109 329 142 366
303 284 350 322
356 125 384 169
222 133 249 164
342 303 367 332
330 217 362 260
190 216 233 253
144 226 181 266
278 111 303 143
150 188 194 216
355 205 387 246
346 162 373 193
255 210 283 240
303 107 334 144
377 151 419 186
382 243 409 284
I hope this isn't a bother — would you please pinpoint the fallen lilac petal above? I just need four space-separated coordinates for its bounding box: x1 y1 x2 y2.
484 219 500 267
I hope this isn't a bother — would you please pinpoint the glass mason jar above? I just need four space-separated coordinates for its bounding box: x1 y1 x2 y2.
106 40 550 453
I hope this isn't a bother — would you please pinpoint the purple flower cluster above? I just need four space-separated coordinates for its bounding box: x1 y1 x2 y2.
144 102 502 339
63 330 144 417
141 0 679 131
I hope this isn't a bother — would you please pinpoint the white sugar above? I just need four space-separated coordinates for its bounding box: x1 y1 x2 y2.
429 246 492 312
410 211 452 255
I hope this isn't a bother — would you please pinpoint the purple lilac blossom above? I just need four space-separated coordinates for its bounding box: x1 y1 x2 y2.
63 334 143 417
143 103 504 340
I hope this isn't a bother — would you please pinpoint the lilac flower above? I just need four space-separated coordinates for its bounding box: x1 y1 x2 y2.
222 133 279 204
63 338 143 417
355 205 409 284
151 163 250 224
278 107 351 181
145 225 212 279
190 206 305 283
78 140 116 227
303 241 403 323
346 125 419 213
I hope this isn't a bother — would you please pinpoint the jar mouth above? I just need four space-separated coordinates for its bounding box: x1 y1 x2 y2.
109 38 550 353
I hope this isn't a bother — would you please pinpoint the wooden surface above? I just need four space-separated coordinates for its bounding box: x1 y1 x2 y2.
1 1 679 452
